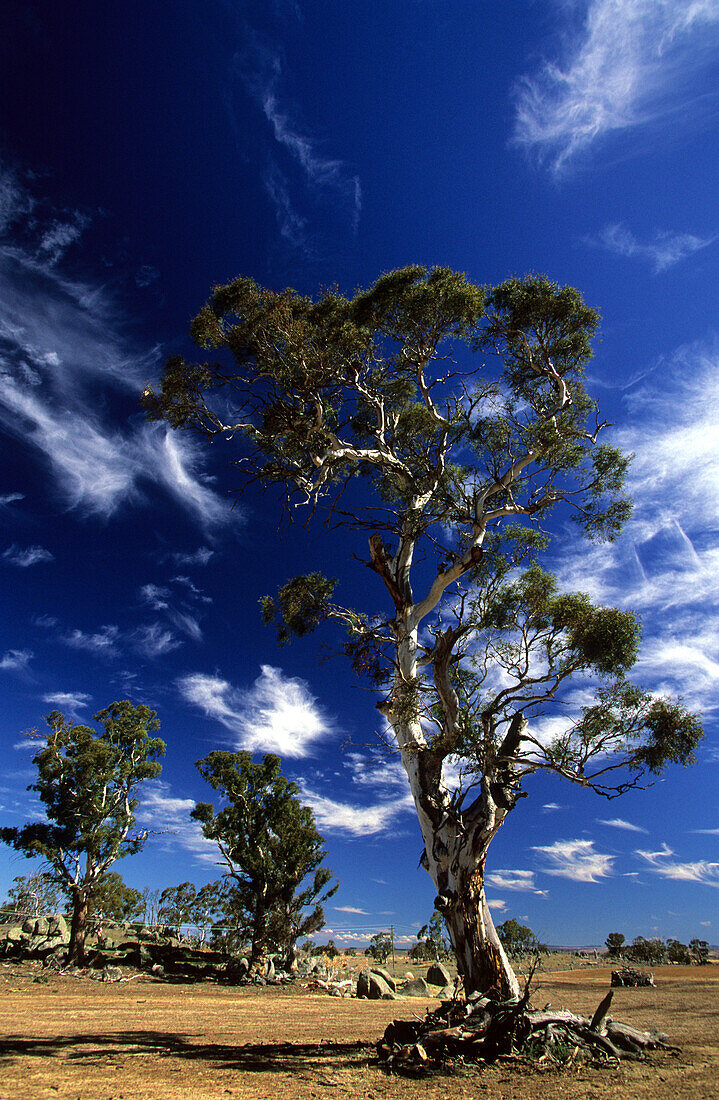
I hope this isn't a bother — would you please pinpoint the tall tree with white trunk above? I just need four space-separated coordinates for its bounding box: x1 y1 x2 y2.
145 266 702 997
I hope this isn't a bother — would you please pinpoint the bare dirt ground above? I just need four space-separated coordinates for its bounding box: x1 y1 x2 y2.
0 960 717 1100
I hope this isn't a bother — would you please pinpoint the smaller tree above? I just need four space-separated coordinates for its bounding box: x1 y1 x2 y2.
2 872 62 918
689 938 710 965
0 702 164 963
141 887 162 927
192 751 337 970
90 872 144 924
416 907 452 961
605 932 626 958
366 931 392 963
496 919 544 958
158 881 198 932
666 938 692 965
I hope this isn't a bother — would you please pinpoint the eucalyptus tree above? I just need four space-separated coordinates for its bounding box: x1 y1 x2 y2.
0 701 164 962
192 751 337 969
145 265 702 996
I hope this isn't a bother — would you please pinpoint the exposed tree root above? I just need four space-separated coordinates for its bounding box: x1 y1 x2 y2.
377 988 679 1074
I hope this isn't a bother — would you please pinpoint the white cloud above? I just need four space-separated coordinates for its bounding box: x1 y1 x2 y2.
2 543 54 567
0 649 33 672
62 624 120 657
513 0 719 172
170 547 214 567
589 223 716 272
486 869 548 895
636 842 719 887
138 781 219 865
298 787 406 837
333 906 369 914
597 817 649 833
488 899 507 911
41 691 91 715
140 583 170 610
556 346 719 714
532 838 614 882
178 665 333 757
692 828 719 835
238 35 361 247
37 212 90 267
133 623 182 659
0 165 234 528
0 491 23 505
542 802 562 812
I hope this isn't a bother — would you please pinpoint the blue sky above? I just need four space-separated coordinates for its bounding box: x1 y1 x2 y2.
1 0 718 948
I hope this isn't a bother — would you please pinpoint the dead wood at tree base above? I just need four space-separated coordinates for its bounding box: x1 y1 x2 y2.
377 988 679 1075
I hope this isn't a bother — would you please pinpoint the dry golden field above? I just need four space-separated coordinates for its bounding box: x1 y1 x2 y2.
0 960 717 1100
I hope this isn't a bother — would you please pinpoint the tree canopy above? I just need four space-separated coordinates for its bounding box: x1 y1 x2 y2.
146 265 702 996
0 701 164 961
192 751 337 968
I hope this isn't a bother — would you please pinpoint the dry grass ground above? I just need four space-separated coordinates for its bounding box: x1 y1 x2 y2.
0 960 717 1100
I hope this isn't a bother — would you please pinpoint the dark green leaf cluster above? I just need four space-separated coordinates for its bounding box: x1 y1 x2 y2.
0 702 164 876
145 266 628 540
260 573 337 646
193 751 336 962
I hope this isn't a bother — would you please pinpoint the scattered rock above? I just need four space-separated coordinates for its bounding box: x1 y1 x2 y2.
101 966 123 982
401 976 431 997
357 969 397 999
426 961 451 987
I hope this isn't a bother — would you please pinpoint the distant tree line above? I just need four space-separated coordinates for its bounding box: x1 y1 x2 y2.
605 931 710 965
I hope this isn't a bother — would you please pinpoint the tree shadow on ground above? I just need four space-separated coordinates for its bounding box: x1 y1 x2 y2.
0 1032 375 1074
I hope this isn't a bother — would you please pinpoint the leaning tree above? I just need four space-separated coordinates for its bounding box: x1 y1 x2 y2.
0 701 164 963
145 265 702 997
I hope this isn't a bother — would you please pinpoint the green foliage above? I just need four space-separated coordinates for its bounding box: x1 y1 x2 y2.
0 701 164 959
260 573 337 646
415 908 452 961
625 936 666 965
604 932 625 957
1 872 62 917
90 872 144 923
689 938 710 965
666 938 692 965
366 931 392 963
192 751 336 964
497 918 545 957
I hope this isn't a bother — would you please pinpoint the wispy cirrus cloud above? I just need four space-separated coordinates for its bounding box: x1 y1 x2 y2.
133 623 182 659
138 781 219 864
2 543 54 567
178 664 333 757
237 33 361 250
513 0 719 173
41 691 91 717
486 869 548 895
587 223 716 272
636 842 719 887
598 817 649 833
557 345 719 714
0 648 33 672
0 160 234 529
0 491 23 505
334 905 369 915
297 787 407 837
62 624 120 657
532 838 614 882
